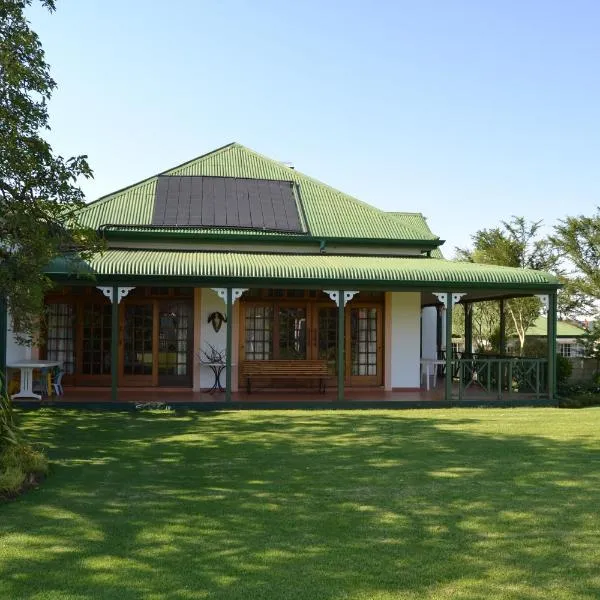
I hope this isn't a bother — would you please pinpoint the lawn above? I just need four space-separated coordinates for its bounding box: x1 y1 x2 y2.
1 408 600 600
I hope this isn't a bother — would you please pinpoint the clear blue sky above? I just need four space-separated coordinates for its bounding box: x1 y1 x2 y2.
28 0 598 254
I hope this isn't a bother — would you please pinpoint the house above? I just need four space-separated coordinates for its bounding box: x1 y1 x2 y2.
1 143 561 404
524 317 587 358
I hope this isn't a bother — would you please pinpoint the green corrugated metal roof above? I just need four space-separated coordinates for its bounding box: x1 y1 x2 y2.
388 212 444 258
47 249 559 287
527 316 586 337
80 144 440 243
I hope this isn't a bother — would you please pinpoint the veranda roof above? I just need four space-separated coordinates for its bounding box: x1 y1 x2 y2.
47 249 560 293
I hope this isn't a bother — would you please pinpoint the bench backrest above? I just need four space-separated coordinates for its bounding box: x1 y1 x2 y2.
241 360 329 377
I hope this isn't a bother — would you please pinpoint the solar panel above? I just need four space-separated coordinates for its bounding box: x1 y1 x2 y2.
152 176 305 232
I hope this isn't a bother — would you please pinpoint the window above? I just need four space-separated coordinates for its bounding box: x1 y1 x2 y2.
244 304 307 360
82 303 112 375
46 304 75 374
559 343 572 357
245 306 273 360
350 308 378 376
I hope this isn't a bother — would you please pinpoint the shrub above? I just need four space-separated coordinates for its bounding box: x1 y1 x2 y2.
558 380 600 408
556 354 573 387
0 444 48 494
0 382 48 497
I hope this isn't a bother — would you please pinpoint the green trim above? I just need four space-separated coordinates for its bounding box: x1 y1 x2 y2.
337 290 345 402
101 228 442 249
226 288 233 402
548 293 557 400
49 274 560 294
499 299 506 393
111 287 119 402
499 299 506 354
445 294 453 401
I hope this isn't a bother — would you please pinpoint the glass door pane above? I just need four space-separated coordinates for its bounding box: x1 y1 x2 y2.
351 308 378 377
318 307 337 374
123 304 153 376
245 305 274 360
158 301 193 386
46 303 76 374
82 303 112 375
278 307 307 359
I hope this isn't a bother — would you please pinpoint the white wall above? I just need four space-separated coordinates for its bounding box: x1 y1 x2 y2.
421 306 438 360
389 292 421 388
6 312 31 364
197 288 240 391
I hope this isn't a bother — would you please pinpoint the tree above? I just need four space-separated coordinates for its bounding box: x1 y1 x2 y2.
456 217 560 355
550 208 600 311
0 0 101 342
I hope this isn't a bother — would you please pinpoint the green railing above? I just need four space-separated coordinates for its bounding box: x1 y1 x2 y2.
455 357 548 401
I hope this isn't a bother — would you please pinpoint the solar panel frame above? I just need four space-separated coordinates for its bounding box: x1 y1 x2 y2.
151 175 305 232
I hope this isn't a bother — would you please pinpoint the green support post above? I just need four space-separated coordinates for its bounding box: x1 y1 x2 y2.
499 299 506 355
337 289 345 401
226 287 233 402
436 305 443 357
464 303 473 356
548 292 557 401
499 298 506 396
111 286 119 403
445 293 453 402
0 297 7 394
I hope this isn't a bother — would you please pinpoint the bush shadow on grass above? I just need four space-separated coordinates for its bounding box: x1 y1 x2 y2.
1 409 600 599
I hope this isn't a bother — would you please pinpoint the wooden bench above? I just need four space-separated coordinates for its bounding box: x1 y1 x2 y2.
240 360 329 394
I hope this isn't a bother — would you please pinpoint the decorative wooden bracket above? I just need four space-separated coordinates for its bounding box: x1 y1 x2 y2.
97 286 135 304
433 292 466 308
211 288 248 304
323 290 359 307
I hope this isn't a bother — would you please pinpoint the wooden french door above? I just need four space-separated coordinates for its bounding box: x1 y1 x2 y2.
120 299 193 387
243 302 308 360
121 302 154 386
239 291 384 389
312 304 383 387
346 305 383 386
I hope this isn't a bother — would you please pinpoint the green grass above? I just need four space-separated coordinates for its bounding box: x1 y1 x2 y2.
1 408 600 600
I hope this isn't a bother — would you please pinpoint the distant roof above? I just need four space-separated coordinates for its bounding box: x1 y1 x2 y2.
527 316 587 337
79 143 442 246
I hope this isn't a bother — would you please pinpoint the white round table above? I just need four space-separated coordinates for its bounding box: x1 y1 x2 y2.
7 360 61 400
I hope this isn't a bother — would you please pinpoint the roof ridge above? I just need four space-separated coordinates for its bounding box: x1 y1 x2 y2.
81 142 239 212
197 144 440 242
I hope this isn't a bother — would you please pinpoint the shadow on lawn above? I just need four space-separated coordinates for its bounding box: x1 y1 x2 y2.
1 409 600 599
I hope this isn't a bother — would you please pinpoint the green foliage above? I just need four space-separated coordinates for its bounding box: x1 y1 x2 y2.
455 217 561 353
556 353 572 387
551 207 600 306
582 320 600 361
558 380 600 408
521 338 547 358
0 378 20 450
0 0 102 342
0 443 48 494
0 379 48 495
